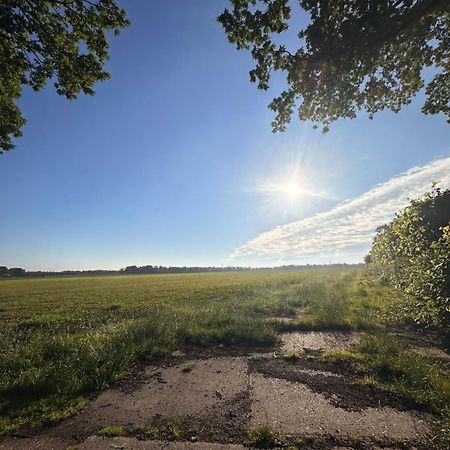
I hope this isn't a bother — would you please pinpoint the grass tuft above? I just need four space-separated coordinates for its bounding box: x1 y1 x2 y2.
98 425 124 437
246 424 285 448
146 425 161 439
167 423 181 439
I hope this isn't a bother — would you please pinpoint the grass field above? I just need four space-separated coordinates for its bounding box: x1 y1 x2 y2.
1 268 448 444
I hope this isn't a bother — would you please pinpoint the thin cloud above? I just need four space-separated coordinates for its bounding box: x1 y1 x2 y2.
232 157 450 264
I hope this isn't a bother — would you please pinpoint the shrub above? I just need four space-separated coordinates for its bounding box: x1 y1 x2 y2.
367 187 450 343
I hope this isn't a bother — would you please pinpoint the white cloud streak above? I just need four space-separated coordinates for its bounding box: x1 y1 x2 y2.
232 157 450 264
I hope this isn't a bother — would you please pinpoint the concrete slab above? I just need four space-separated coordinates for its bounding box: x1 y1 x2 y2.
0 436 71 450
91 357 247 421
50 357 250 439
250 373 428 439
79 436 246 449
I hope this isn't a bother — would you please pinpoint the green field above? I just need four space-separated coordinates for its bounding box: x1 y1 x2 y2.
0 269 365 330
1 268 448 444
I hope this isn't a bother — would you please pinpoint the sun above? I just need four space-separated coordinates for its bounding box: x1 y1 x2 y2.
256 177 306 208
252 157 332 217
282 182 301 200
249 149 335 219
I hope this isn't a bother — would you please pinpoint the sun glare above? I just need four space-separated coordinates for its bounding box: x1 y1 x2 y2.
282 182 301 199
260 177 306 206
250 152 333 218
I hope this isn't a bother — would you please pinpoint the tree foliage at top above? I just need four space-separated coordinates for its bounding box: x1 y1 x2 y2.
218 0 450 132
0 0 129 153
366 186 450 342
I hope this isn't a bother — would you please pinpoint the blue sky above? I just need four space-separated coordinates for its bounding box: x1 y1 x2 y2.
1 1 449 270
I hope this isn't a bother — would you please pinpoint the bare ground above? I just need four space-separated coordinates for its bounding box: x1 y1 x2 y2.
1 331 444 450
280 331 361 354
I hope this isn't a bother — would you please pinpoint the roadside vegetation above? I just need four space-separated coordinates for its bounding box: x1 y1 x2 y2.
366 187 450 346
269 273 398 332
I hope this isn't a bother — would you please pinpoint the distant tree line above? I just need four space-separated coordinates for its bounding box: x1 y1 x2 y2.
366 186 450 344
0 266 26 277
120 263 361 275
0 263 363 278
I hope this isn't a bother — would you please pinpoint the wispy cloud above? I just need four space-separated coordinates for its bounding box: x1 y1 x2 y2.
232 157 450 264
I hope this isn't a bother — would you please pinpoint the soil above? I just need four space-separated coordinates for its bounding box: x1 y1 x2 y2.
1 330 446 450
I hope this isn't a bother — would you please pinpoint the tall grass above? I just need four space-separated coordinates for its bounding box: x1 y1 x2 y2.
270 272 394 332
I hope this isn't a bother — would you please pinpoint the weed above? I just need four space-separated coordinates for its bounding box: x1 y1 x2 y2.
98 425 124 437
167 423 181 439
246 424 285 448
271 273 393 334
322 348 363 362
348 433 362 444
292 434 315 446
146 425 161 439
358 333 450 412
325 332 450 447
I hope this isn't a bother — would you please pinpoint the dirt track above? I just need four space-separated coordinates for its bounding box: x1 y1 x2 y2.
0 331 439 450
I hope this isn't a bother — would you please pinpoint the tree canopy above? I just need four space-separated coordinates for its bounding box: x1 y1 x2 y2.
218 0 450 132
0 0 129 153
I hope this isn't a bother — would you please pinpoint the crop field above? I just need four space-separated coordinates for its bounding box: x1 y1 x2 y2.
0 268 378 432
0 269 370 331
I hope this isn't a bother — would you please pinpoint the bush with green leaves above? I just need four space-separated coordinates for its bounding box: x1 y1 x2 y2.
366 187 450 341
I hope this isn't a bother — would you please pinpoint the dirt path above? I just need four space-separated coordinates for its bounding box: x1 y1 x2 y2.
0 332 438 450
